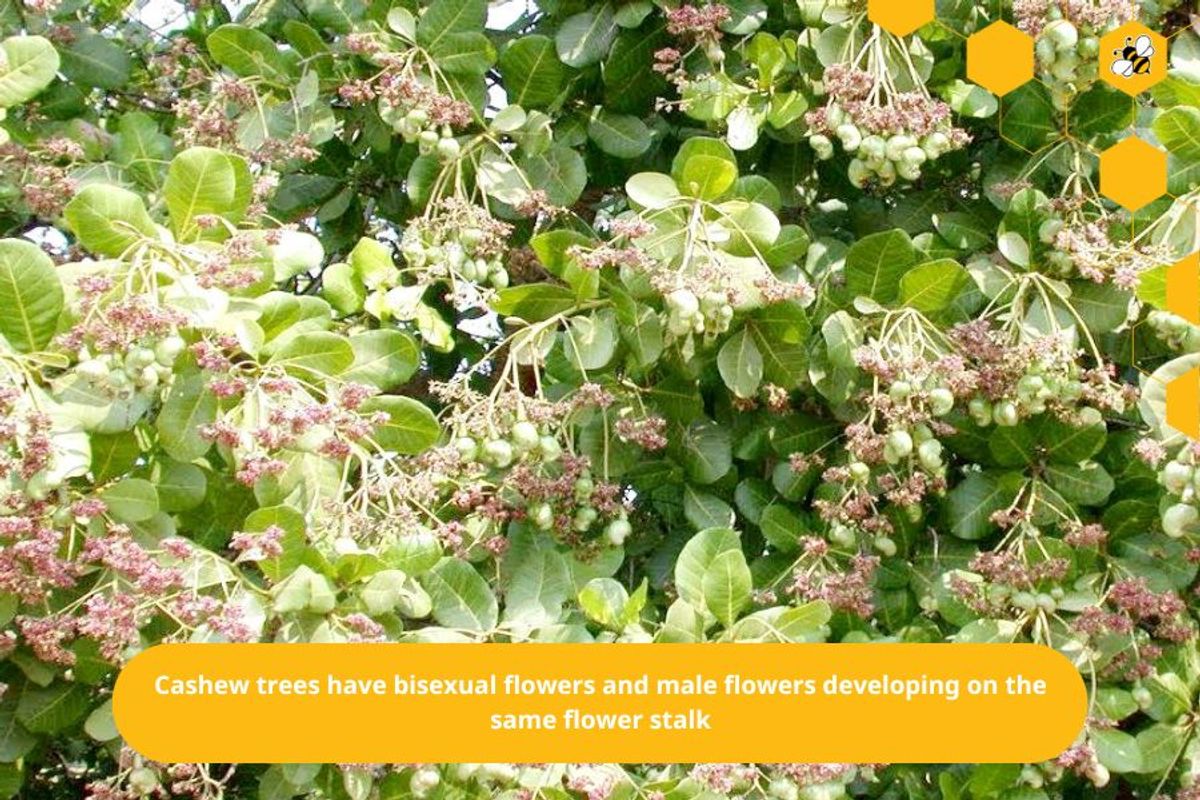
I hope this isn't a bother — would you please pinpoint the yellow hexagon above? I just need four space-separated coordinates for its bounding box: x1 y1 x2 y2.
1167 368 1200 441
967 22 1034 97
1100 21 1167 96
1099 136 1167 212
868 0 934 37
1167 251 1200 325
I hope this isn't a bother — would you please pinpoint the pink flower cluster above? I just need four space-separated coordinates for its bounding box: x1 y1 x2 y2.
614 416 669 450
198 373 388 485
82 526 185 594
229 524 286 561
1013 0 1136 36
374 75 473 129
666 4 732 38
689 764 757 794
788 547 879 618
58 298 185 355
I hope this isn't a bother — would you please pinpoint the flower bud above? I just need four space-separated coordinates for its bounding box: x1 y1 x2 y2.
1162 503 1199 538
836 123 862 152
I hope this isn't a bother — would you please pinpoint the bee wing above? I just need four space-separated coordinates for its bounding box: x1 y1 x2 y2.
1136 35 1154 57
1111 59 1134 76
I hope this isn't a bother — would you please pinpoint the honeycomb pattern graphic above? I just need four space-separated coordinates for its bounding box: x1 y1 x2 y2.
1166 253 1200 440
967 22 1035 97
1100 21 1168 96
1168 252 1200 326
1167 369 1200 441
1099 136 1167 212
867 0 934 37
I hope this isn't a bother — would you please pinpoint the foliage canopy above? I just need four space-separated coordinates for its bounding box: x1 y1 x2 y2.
0 0 1199 798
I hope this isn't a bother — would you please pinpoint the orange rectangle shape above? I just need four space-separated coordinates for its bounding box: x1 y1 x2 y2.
113 643 1086 764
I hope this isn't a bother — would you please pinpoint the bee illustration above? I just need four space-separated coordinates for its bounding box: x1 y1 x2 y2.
1111 35 1154 78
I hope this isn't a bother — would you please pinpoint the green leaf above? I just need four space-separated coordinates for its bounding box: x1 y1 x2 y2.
988 423 1036 467
63 184 159 257
59 31 130 89
721 0 767 35
492 283 578 320
429 32 496 75
501 527 571 627
1092 728 1144 774
1112 534 1198 592
677 420 732 484
944 471 1019 540
1156 107 1200 192
951 618 1021 643
519 145 587 207
1137 723 1188 775
682 486 735 530
1153 106 1200 160
112 112 173 189
258 766 301 800
933 211 993 252
206 24 292 83
1144 672 1191 722
101 477 159 523
672 137 738 200
717 327 763 398
360 569 409 615
556 4 618 68
157 373 216 462
603 23 669 114
702 549 751 628
719 200 781 256
1034 417 1107 463
588 110 652 158
674 527 740 612
348 237 395 289
530 230 599 300
268 331 353 378
563 310 617 370
626 172 680 210
845 229 917 303
83 699 118 742
942 79 998 118
343 330 419 390
577 577 631 629
0 36 59 107
0 703 35 761
152 459 207 513
419 558 498 632
322 263 366 315
621 303 664 368
999 83 1058 151
417 0 487 50
759 504 805 552
164 147 252 241
899 259 971 315
15 683 88 734
614 0 653 27
748 303 810 388
1044 462 1114 506
0 238 62 353
361 396 440 455
0 761 22 798
1070 84 1134 137
1094 687 1138 721
499 36 565 108
1068 280 1131 334
735 176 783 213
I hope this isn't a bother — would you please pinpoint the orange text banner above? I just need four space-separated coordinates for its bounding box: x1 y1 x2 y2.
113 643 1086 764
